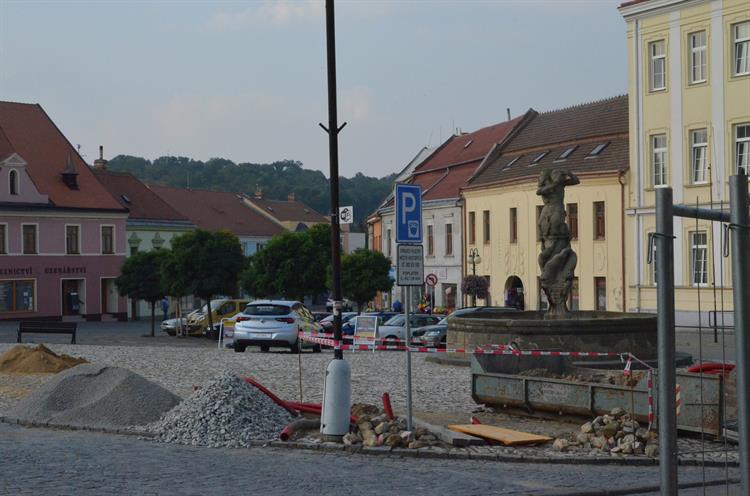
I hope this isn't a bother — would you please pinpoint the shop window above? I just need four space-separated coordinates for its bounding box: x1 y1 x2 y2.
0 280 34 312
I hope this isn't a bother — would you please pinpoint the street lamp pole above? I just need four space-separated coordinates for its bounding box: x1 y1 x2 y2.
467 248 480 307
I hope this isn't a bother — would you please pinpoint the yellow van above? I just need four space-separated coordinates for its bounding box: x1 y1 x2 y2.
185 299 250 338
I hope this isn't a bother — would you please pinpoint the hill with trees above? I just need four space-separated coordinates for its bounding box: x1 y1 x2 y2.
106 155 396 227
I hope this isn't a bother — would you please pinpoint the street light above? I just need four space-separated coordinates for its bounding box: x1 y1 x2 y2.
467 248 481 275
467 248 481 307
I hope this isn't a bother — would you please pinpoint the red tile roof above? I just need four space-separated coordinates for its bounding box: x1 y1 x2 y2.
148 184 284 237
467 96 628 189
0 101 125 211
414 116 523 173
93 170 190 222
245 197 328 223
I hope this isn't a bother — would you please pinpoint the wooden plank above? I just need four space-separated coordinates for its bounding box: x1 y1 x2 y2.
413 418 485 447
447 424 552 446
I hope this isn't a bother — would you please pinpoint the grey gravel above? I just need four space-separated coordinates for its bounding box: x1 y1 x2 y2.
148 372 294 447
8 363 181 429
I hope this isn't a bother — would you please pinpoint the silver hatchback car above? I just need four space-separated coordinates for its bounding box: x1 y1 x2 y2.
232 300 321 354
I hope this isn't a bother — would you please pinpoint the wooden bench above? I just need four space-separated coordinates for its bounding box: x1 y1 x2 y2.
17 321 77 344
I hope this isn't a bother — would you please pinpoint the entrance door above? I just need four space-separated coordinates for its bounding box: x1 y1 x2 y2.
504 276 525 310
62 280 80 316
101 281 108 314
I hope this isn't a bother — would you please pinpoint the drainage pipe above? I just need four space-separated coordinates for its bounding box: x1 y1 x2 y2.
280 418 321 441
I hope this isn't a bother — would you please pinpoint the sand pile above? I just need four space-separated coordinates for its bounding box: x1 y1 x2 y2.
0 344 87 374
8 363 181 430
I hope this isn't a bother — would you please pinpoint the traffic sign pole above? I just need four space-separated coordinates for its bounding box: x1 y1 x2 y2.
405 286 413 431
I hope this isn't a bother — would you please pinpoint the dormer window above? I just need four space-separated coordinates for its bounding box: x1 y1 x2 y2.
9 170 18 195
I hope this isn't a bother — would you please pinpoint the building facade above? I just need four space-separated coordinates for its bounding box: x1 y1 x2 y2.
462 97 630 312
619 0 750 325
0 102 128 321
93 167 195 319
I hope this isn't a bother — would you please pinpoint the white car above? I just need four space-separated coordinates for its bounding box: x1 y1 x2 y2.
377 314 443 344
232 300 322 354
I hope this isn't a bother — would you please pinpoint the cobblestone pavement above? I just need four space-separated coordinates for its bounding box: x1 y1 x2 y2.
0 423 740 496
0 320 213 347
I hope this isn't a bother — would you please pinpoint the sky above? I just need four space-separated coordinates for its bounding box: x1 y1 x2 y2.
0 0 627 178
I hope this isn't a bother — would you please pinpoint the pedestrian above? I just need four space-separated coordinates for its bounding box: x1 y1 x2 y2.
161 297 170 321
392 300 403 312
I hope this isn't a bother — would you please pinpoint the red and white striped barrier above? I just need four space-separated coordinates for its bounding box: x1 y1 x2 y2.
675 384 682 416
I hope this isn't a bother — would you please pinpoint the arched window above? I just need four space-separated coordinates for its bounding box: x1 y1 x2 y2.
9 170 18 195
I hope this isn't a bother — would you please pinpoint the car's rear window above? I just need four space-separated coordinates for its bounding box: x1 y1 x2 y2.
244 304 290 316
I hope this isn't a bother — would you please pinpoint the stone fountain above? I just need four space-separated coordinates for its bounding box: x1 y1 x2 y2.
450 170 659 371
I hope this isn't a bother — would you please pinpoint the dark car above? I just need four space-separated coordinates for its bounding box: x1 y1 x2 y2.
319 312 358 333
311 311 332 322
413 307 521 348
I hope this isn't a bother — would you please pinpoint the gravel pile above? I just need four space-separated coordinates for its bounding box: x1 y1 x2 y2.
148 372 294 447
0 344 87 374
8 363 181 430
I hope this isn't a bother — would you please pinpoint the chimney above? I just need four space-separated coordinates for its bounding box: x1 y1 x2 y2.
507 108 511 121
287 192 295 202
254 185 263 199
93 145 108 170
61 153 79 190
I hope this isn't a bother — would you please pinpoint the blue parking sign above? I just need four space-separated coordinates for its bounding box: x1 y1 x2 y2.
395 183 422 244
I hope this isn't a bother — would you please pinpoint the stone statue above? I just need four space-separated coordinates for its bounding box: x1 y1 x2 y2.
536 169 580 316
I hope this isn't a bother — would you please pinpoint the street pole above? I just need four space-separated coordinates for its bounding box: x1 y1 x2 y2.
319 0 350 442
655 187 678 496
729 172 749 495
405 285 413 430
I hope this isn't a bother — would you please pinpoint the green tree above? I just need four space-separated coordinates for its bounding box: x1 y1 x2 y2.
241 224 331 300
338 249 393 313
115 250 168 336
163 230 245 333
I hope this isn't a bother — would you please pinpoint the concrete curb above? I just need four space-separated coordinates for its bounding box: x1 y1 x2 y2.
1 417 739 468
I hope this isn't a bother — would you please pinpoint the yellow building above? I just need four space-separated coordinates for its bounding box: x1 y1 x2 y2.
462 97 629 312
619 0 750 326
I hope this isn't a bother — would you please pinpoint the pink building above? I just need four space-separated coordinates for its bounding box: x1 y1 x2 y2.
0 102 128 321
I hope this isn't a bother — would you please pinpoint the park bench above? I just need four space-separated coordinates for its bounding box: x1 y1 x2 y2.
17 321 77 344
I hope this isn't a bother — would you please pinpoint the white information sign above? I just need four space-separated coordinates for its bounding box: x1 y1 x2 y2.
397 244 424 286
354 315 378 340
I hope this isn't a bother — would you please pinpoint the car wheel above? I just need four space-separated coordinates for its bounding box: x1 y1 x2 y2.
290 339 300 354
384 335 399 347
234 344 247 353
166 331 176 337
260 345 270 352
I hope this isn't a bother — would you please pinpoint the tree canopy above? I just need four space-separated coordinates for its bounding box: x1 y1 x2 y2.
115 249 168 336
241 224 332 301
107 155 396 228
338 248 393 312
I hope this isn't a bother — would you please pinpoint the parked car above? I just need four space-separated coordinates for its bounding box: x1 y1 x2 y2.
318 312 358 333
412 317 448 348
311 311 332 322
232 300 322 353
160 316 189 336
183 299 249 338
412 307 521 348
341 311 400 336
377 314 443 344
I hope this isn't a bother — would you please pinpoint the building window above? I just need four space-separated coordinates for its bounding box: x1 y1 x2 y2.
691 231 708 286
510 208 518 243
567 203 578 240
9 170 18 195
483 210 490 244
691 129 708 184
594 201 606 240
65 225 80 254
688 31 707 84
652 134 668 187
0 280 34 312
568 277 579 311
22 225 36 254
256 242 265 252
736 123 750 175
0 225 5 254
386 228 392 257
427 225 434 256
468 211 476 245
595 277 607 311
130 246 139 256
649 40 666 91
101 226 114 254
445 223 453 256
733 22 750 76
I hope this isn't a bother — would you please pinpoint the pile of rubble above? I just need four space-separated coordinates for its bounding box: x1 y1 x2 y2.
553 407 659 457
342 406 441 449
